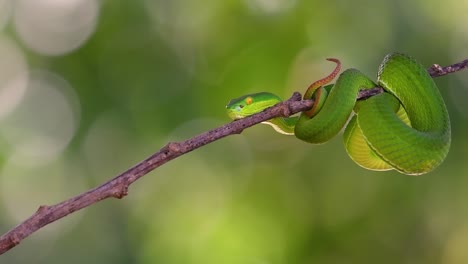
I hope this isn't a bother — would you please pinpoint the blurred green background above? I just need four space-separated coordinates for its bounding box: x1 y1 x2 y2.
1 0 468 263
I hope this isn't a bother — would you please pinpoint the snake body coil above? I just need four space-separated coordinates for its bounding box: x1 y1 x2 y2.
226 53 451 175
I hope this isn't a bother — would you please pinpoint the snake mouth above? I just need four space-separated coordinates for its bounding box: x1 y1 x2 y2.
226 109 244 120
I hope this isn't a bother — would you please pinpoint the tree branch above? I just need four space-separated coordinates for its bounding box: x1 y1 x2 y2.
0 58 466 255
428 58 468 77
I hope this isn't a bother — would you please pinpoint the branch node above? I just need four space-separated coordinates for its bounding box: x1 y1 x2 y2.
288 92 302 102
233 127 244 135
36 205 49 214
162 142 183 155
168 142 182 152
279 92 306 117
279 102 292 117
10 233 21 246
111 183 128 199
430 64 444 74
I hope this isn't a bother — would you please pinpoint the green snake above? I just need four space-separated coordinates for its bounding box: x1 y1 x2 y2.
226 53 451 175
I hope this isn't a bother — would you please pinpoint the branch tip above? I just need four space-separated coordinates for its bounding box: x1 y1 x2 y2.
428 58 468 77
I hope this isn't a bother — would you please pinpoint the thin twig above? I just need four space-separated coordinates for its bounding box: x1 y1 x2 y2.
0 58 466 255
0 92 311 254
428 58 468 77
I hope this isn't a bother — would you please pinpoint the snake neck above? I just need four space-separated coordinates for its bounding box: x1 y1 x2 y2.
263 116 298 135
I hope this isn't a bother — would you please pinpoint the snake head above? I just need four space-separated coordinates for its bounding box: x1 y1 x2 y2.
226 92 282 120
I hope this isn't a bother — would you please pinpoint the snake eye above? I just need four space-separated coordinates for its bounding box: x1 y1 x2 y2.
245 97 253 105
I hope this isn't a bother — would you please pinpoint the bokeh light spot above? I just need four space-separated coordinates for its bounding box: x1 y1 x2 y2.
81 111 139 180
244 0 296 15
443 227 468 263
0 35 28 121
0 157 86 261
0 0 12 30
13 0 99 56
0 70 80 165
